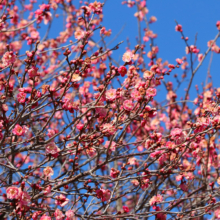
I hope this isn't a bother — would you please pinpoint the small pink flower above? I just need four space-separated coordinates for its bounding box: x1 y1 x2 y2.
55 194 69 207
76 123 84 130
44 185 52 195
150 150 163 158
71 74 81 82
89 1 103 14
168 64 175 69
123 206 130 213
12 124 24 136
110 168 119 178
6 186 20 199
19 191 31 206
198 53 203 62
74 29 85 40
28 66 38 78
175 24 182 32
106 89 116 101
43 166 54 177
217 21 220 30
176 58 183 65
146 88 157 97
2 51 16 66
131 90 142 101
2 103 8 112
100 27 106 35
118 66 127 77
102 123 116 135
149 16 157 23
17 92 27 103
122 51 134 63
96 188 111 202
128 157 136 165
105 141 116 151
54 209 65 220
86 147 96 157
47 129 56 138
170 128 185 144
44 11 52 25
45 142 59 155
143 70 154 79
123 100 134 111
66 210 75 220
40 216 52 220
149 194 163 206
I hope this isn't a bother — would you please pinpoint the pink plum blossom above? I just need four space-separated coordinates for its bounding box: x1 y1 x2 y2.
2 51 16 66
149 194 163 206
6 186 20 199
55 194 69 207
122 51 134 63
106 89 116 101
123 100 134 111
43 166 54 177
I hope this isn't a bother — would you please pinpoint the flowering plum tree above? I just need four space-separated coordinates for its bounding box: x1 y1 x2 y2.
0 0 220 219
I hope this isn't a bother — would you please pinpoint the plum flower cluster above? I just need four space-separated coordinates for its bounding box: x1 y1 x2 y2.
0 0 219 219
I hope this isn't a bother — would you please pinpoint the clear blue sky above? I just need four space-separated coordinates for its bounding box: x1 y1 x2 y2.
99 0 220 102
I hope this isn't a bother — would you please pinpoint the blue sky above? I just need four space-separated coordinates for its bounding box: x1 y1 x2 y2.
100 0 220 102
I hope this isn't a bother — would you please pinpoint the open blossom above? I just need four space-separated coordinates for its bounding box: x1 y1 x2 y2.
149 194 163 206
143 70 154 79
106 89 116 101
128 157 137 165
45 142 60 155
89 1 103 14
44 185 52 195
170 128 185 144
122 51 134 62
28 66 38 78
71 74 81 82
43 166 54 177
54 209 65 220
12 124 25 136
2 51 16 66
123 100 134 111
47 129 56 138
146 88 157 97
105 141 117 151
2 103 8 112
55 194 69 207
6 186 20 199
40 216 52 220
102 123 116 135
17 92 27 103
86 147 96 157
66 210 75 220
19 191 31 206
131 90 142 101
176 58 183 65
74 28 85 40
96 188 111 202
